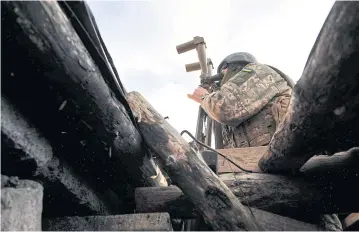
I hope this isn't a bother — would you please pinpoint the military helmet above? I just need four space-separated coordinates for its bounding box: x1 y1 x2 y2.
217 52 257 73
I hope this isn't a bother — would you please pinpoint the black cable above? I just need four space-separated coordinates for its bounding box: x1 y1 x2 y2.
181 131 261 228
180 130 258 173
181 130 260 227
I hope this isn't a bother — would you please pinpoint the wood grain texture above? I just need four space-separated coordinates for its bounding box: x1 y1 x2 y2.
43 213 173 231
217 146 358 176
217 146 266 173
259 1 359 173
300 147 359 176
135 172 359 220
1 178 43 231
1 97 115 216
127 91 260 231
2 1 166 191
135 186 320 231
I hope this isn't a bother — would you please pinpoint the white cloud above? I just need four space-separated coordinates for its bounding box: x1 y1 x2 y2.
88 0 335 142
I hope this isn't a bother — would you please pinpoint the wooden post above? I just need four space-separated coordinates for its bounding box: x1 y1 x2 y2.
127 91 260 231
259 1 359 173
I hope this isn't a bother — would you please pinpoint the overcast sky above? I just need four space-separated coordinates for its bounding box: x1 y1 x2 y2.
88 0 335 139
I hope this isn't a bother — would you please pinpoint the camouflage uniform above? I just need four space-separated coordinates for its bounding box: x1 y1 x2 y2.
200 62 292 148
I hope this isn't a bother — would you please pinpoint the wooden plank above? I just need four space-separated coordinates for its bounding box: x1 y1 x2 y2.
216 146 267 174
43 213 173 231
127 91 260 231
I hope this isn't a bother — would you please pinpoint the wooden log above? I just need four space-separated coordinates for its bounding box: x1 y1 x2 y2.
43 213 173 231
249 208 319 231
135 173 359 220
135 187 320 231
2 0 166 192
259 1 359 173
216 146 358 176
135 186 198 219
1 96 116 216
300 147 359 176
127 91 259 231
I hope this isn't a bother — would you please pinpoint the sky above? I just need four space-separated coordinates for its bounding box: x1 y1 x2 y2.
88 0 335 140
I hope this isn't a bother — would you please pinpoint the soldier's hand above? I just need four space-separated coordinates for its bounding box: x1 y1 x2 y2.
188 87 209 103
194 86 209 97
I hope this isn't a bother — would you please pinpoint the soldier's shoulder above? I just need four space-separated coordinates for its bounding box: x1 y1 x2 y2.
244 63 272 73
243 63 280 78
228 63 271 84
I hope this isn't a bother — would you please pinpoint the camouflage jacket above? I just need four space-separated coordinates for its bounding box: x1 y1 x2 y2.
200 63 292 148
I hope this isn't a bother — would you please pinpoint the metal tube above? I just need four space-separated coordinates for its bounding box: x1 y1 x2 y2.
196 44 208 77
185 62 201 72
195 107 205 151
207 58 213 77
204 117 212 147
176 39 196 54
207 63 213 77
185 59 213 73
213 121 224 149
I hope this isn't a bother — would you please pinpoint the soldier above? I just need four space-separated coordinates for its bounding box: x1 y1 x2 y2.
190 52 293 148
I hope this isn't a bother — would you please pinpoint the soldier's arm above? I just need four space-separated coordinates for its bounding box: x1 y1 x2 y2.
200 64 289 126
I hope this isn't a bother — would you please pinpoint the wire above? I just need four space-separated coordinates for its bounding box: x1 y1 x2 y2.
180 130 258 173
181 129 259 229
